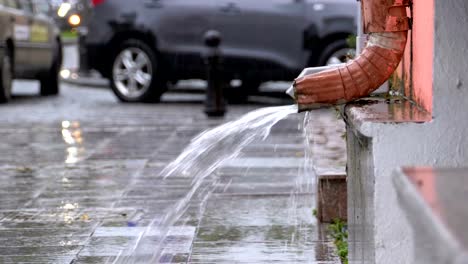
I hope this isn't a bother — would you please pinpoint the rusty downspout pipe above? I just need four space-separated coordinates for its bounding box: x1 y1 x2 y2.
293 0 410 112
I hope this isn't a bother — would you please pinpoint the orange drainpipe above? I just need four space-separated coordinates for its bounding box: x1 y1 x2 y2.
294 0 410 112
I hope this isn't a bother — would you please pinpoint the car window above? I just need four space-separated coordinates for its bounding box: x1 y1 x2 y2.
32 0 50 15
18 0 33 13
3 0 19 9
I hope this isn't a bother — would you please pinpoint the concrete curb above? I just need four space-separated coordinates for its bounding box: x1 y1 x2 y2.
59 68 294 106
60 69 109 88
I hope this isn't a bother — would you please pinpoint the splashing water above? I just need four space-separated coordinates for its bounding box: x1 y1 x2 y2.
163 105 298 181
113 104 319 263
286 110 317 251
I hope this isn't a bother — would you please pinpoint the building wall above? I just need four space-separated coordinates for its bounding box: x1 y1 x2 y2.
433 1 468 118
401 0 434 113
346 1 468 263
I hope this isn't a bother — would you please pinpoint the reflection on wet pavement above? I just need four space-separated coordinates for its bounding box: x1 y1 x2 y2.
61 121 86 164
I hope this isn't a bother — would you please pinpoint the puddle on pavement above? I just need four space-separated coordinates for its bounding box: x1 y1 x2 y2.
109 105 328 263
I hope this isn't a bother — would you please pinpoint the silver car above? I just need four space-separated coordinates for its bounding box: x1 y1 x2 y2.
0 0 62 103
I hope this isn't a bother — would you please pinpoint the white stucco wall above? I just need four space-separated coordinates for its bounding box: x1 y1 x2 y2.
433 1 468 117
347 1 468 263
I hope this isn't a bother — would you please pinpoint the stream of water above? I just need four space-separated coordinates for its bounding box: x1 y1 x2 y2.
112 104 318 263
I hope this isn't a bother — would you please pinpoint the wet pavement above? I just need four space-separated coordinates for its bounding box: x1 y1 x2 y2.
0 46 346 263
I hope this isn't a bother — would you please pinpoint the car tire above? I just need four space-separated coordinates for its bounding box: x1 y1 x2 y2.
226 79 261 104
318 39 354 66
110 39 165 103
40 41 62 96
0 50 13 103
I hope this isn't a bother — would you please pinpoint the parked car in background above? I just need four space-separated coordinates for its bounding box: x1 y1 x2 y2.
85 0 357 103
0 0 62 103
50 0 91 30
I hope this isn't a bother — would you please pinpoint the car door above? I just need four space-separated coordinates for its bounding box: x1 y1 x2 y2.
138 0 217 77
141 0 217 56
30 0 53 70
213 0 309 72
3 0 31 71
0 1 14 44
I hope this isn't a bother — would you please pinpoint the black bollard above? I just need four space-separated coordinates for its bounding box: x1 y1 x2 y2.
78 27 90 74
203 30 226 117
77 0 92 75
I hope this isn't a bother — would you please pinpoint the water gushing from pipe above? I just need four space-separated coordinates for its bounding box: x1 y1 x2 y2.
113 105 309 264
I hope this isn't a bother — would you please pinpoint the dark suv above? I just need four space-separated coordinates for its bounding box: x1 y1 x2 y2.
0 0 62 103
86 0 356 102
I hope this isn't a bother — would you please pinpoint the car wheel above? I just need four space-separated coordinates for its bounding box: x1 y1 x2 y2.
110 40 165 103
40 41 62 96
319 39 355 66
0 50 13 103
226 79 261 104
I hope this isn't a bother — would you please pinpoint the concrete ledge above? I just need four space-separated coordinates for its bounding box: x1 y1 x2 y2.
317 173 347 223
394 167 468 264
345 98 431 137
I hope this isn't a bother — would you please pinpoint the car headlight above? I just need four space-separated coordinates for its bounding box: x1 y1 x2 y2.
57 3 72 17
68 14 81 26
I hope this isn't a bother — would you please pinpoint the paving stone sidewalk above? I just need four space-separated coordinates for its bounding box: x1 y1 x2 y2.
0 82 346 263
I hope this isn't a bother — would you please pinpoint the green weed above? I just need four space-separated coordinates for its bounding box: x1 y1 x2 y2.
328 218 348 264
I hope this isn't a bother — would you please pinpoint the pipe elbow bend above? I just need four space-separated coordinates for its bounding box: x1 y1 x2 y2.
294 31 407 111
294 0 410 111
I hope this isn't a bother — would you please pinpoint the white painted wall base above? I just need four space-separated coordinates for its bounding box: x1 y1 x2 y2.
346 99 431 264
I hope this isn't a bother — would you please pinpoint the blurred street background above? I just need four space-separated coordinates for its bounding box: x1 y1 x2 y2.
0 0 349 262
